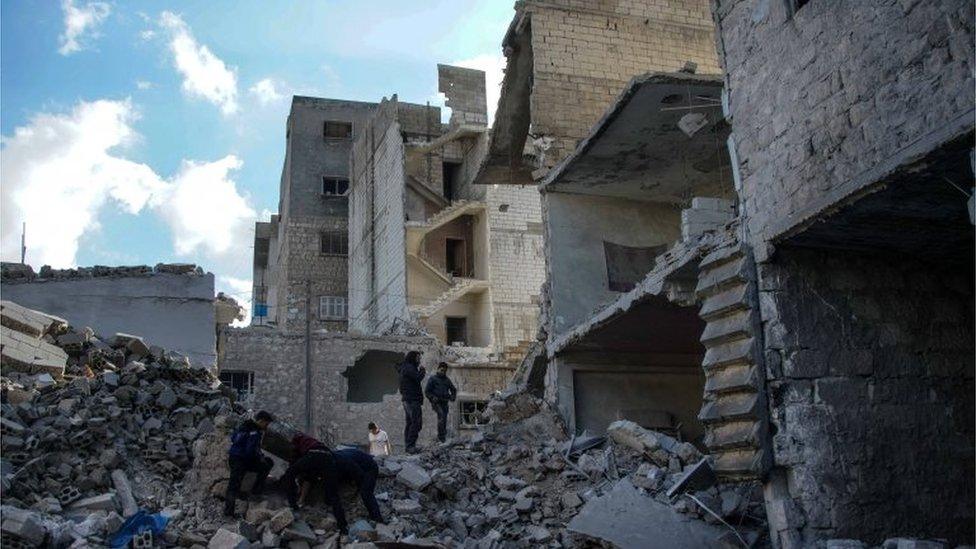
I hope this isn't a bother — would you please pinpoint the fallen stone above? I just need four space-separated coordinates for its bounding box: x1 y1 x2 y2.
348 519 377 542
882 540 948 549
526 525 552 543
111 469 138 517
68 493 118 513
514 497 534 512
827 541 868 549
0 506 46 545
561 492 583 509
270 508 295 533
261 529 280 548
493 474 525 491
283 521 316 542
396 462 431 491
208 528 249 549
607 420 678 455
567 478 727 549
392 499 422 514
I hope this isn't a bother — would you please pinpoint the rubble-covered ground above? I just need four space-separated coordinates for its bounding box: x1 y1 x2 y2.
0 301 960 549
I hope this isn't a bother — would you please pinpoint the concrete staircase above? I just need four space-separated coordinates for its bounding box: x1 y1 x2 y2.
695 243 770 481
405 200 486 253
410 277 489 319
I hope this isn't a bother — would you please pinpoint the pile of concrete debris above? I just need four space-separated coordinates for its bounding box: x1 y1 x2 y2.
0 300 242 547
0 261 204 282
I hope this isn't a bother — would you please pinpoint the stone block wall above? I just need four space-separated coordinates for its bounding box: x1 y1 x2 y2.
438 64 488 127
486 184 546 352
222 328 514 449
758 248 974 545
712 0 975 255
279 215 348 332
525 0 720 163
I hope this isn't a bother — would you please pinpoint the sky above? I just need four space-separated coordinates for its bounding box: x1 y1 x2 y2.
0 0 512 322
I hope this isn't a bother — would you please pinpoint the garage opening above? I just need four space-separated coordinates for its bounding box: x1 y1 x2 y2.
342 350 403 402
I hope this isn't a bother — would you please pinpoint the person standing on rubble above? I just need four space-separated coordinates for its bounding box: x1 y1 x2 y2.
424 362 457 443
224 410 274 517
282 447 384 535
367 422 391 456
396 350 426 453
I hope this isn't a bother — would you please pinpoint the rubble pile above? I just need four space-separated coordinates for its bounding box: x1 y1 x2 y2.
0 300 240 547
0 262 204 282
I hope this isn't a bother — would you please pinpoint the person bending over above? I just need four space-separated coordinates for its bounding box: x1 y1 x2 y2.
224 410 274 516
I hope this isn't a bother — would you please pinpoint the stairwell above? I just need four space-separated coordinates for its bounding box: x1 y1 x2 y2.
695 243 770 481
410 277 488 319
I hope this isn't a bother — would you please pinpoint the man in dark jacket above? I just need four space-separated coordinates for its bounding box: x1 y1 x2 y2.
424 362 457 443
224 410 274 516
396 350 425 453
281 447 383 535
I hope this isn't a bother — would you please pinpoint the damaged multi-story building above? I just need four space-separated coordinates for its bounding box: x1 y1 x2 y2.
530 0 974 547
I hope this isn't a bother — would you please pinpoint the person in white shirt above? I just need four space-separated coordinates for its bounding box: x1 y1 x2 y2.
367 422 391 456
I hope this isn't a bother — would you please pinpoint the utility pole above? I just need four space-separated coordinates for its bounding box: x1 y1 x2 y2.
20 222 26 265
304 280 313 433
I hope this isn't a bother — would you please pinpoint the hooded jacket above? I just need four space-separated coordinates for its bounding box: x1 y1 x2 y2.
228 420 264 461
396 359 426 402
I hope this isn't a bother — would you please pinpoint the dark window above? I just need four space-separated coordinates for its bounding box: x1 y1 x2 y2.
445 316 467 346
459 400 489 428
604 241 666 292
446 238 467 277
320 231 348 255
322 176 349 197
442 161 461 200
786 0 811 16
219 371 254 403
324 121 352 139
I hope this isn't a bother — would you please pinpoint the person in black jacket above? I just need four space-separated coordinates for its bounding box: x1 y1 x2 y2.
424 362 457 443
224 410 274 516
281 447 383 535
396 350 426 453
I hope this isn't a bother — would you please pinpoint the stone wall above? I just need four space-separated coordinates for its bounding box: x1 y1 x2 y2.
758 247 974 545
280 215 349 332
222 328 513 449
486 184 546 352
526 0 720 163
1 271 216 368
713 0 975 257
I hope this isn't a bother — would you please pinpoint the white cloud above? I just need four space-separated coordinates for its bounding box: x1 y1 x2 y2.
136 80 153 90
153 155 255 257
139 29 156 41
1 99 165 267
58 0 111 55
249 78 285 106
159 11 238 115
450 54 506 124
1 99 258 287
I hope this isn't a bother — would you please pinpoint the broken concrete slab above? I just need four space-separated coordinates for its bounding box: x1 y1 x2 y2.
666 458 717 499
0 505 47 545
111 469 138 517
567 478 728 548
396 462 431 491
68 493 119 513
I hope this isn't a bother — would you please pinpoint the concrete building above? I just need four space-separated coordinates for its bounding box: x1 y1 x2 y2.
251 98 376 331
0 263 219 368
348 65 544 367
533 0 973 547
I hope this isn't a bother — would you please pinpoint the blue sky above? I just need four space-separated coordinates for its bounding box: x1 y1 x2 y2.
0 0 511 315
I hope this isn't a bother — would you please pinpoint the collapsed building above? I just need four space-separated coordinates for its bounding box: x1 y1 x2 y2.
0 263 227 370
524 0 974 547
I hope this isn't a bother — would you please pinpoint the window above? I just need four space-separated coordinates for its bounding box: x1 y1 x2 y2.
322 177 349 197
445 316 467 346
442 161 461 200
603 241 666 292
219 371 254 404
320 231 348 255
319 296 347 320
323 121 352 139
459 400 489 428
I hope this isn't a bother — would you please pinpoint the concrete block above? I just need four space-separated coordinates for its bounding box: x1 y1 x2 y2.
0 506 46 545
208 528 249 549
396 462 431 491
68 493 118 513
392 499 422 514
111 469 139 517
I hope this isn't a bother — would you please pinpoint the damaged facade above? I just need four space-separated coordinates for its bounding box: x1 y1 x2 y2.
0 263 223 370
533 0 974 547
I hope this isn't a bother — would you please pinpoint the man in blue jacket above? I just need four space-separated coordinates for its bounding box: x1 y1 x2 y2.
224 410 274 516
396 350 426 453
